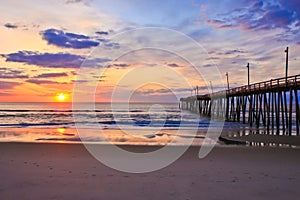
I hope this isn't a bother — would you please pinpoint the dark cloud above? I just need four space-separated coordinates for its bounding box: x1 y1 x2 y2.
250 9 296 30
96 31 109 35
26 79 65 85
203 64 214 68
205 19 224 25
224 49 246 55
92 74 106 78
208 49 246 56
205 20 237 29
136 88 170 95
97 38 109 43
33 72 68 78
66 0 83 3
113 63 129 67
3 51 84 68
71 79 89 83
218 24 237 29
0 81 21 89
0 74 28 79
137 87 198 95
0 67 29 79
41 29 99 49
279 0 300 23
4 23 18 29
65 0 92 6
106 63 130 68
167 63 180 67
207 1 300 32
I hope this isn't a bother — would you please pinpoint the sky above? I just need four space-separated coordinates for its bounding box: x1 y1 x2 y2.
0 0 299 102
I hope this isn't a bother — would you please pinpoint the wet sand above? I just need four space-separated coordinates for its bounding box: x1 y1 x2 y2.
0 142 300 200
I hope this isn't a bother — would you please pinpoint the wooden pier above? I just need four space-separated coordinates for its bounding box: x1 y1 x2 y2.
180 74 300 136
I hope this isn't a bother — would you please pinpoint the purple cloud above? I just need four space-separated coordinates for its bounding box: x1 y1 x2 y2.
207 1 300 32
65 0 91 6
4 23 18 29
96 31 109 35
203 64 214 68
113 63 129 67
136 87 202 95
41 29 99 49
33 72 68 78
66 0 83 4
224 49 246 55
103 42 120 49
26 79 66 85
3 51 85 68
0 67 29 79
167 63 180 67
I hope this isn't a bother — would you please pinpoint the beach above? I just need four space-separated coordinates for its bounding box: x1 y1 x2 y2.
1 0 300 199
1 142 300 200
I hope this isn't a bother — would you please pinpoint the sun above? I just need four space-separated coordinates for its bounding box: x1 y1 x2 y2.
55 93 68 102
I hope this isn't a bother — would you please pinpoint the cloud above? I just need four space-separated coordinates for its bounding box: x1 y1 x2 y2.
95 31 109 35
33 72 68 78
41 29 99 49
0 67 29 79
167 63 180 67
105 63 129 68
97 38 110 43
66 0 83 3
136 87 197 96
3 51 85 68
0 74 28 79
65 0 92 6
103 42 120 49
203 64 214 68
205 19 224 26
280 0 300 21
83 57 112 67
26 79 66 85
224 49 247 55
113 63 129 67
136 88 170 96
71 79 89 83
208 49 247 56
4 23 18 29
207 1 300 33
0 81 21 89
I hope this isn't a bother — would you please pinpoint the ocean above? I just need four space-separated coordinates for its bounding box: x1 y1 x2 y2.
0 102 203 128
0 102 230 145
0 102 295 145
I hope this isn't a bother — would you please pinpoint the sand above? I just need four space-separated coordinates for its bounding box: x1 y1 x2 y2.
0 142 300 200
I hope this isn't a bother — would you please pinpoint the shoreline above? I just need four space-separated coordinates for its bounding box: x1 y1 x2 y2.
1 126 300 147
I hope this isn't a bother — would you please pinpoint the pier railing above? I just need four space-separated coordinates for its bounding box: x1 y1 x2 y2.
226 74 300 96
